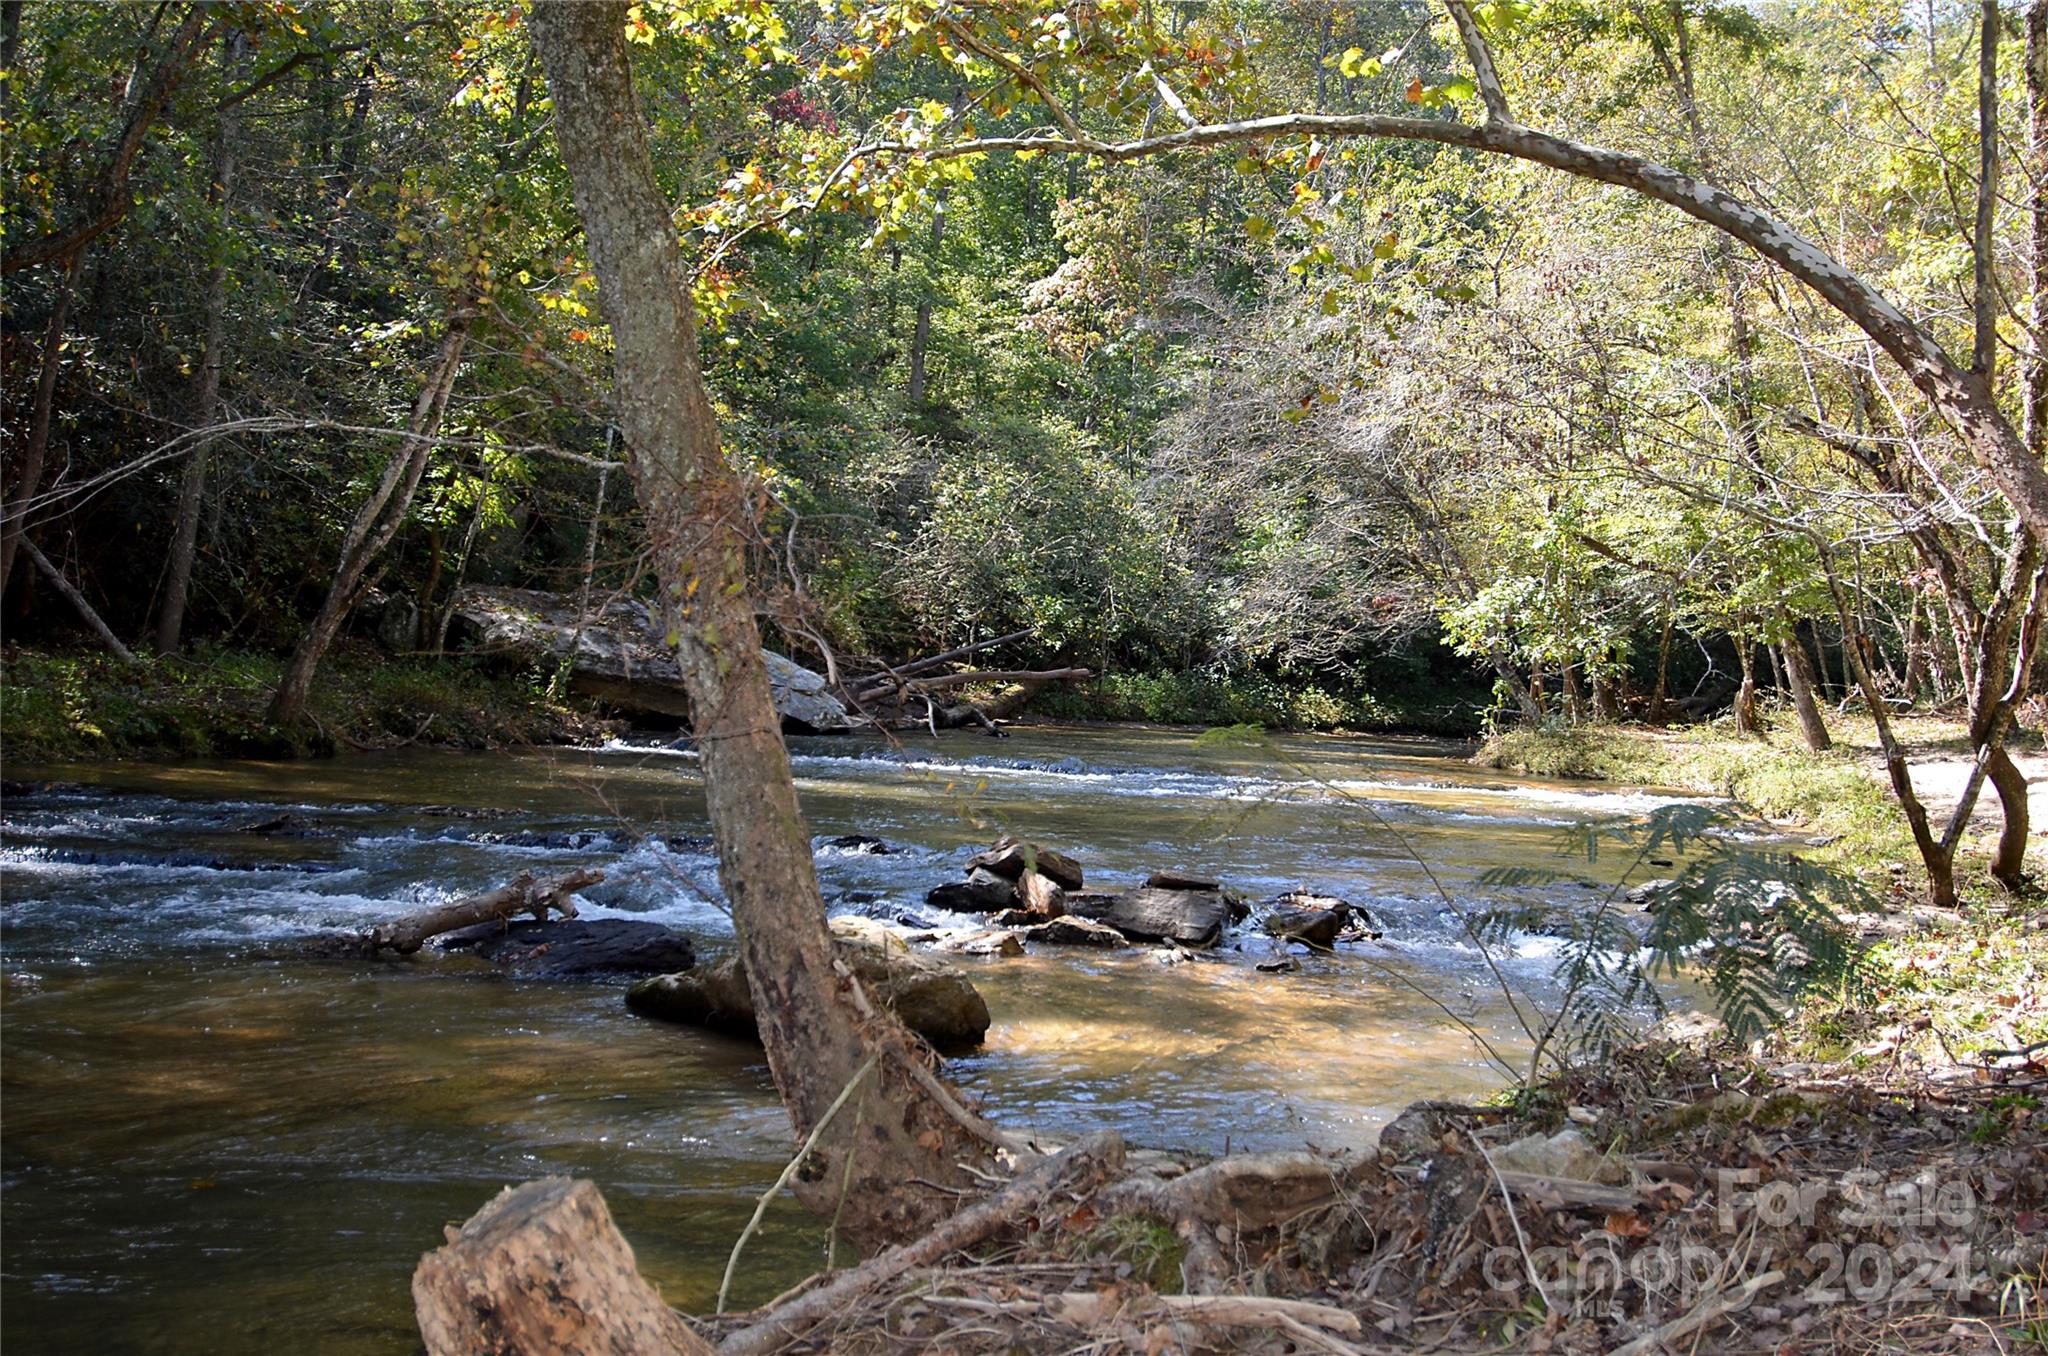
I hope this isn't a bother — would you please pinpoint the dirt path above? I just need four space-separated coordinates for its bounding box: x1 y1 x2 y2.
1887 747 2048 827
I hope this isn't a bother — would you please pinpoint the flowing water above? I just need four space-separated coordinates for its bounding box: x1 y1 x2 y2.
0 726 1705 1353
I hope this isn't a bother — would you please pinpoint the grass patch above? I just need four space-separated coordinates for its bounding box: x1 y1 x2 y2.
2 642 608 763
1033 669 1485 735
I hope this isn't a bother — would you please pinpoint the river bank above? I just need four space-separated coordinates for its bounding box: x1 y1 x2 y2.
1478 709 2048 1078
1 644 613 761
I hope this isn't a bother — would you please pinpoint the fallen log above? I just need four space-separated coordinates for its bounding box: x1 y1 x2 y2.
846 627 1037 693
414 1177 716 1356
369 867 603 955
875 666 1092 694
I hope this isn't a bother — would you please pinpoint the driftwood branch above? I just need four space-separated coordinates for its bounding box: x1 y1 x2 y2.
369 868 602 955
716 1131 1125 1356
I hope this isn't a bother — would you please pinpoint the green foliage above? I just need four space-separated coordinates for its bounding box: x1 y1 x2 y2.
1479 804 1868 1073
0 645 593 762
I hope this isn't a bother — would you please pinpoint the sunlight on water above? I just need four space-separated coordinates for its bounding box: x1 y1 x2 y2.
1 726 1703 1353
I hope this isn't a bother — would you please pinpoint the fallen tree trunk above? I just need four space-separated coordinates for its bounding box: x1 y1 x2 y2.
370 868 602 955
846 628 1037 693
414 1177 717 1356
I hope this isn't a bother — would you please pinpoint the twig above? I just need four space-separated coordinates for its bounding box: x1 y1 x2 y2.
1465 1128 1554 1315
718 1055 876 1313
1606 1268 1783 1356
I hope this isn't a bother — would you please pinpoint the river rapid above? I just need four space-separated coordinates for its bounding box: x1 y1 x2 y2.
0 725 1702 1353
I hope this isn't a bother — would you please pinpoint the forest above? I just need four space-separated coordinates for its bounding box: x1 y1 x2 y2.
2 1 2045 1354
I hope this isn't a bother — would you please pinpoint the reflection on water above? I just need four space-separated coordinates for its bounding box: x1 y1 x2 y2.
1 726 1701 1353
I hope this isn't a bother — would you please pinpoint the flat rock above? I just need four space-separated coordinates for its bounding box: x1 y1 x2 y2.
926 867 1021 913
965 836 1084 891
1145 870 1219 892
1070 886 1230 948
625 933 989 1049
1023 916 1128 948
439 919 696 979
927 928 1026 958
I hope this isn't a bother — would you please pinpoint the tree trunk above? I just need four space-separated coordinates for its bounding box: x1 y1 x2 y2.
528 0 996 1251
1648 612 1673 724
268 304 474 725
1985 747 2032 889
0 266 75 596
2027 0 2047 454
22 538 137 663
1779 626 1833 751
1733 638 1759 735
156 29 247 655
413 1178 716 1356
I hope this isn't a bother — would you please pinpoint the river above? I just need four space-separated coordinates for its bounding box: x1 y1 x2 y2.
0 725 1700 1353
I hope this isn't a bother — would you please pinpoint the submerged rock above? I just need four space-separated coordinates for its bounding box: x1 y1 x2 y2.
625 930 990 1048
1070 886 1231 948
439 919 696 979
965 836 1085 891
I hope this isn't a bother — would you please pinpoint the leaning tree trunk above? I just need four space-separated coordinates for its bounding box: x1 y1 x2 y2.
528 0 996 1251
1778 624 1833 752
268 303 473 726
0 266 75 597
156 29 247 655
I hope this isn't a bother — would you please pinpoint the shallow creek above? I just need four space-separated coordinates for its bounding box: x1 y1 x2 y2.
0 726 1704 1353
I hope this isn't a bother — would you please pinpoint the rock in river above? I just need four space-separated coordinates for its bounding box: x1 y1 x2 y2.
926 866 1022 913
1022 916 1128 948
625 926 990 1049
965 835 1085 891
1070 885 1231 948
438 919 696 979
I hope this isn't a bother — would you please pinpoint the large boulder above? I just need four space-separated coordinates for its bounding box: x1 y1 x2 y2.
438 919 696 979
624 928 990 1049
1070 886 1231 948
447 584 850 733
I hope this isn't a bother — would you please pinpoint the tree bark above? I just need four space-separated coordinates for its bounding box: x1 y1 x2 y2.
156 29 248 655
1975 0 2002 378
414 1178 716 1356
528 0 996 1251
1779 627 1833 752
268 303 474 725
2027 0 2047 452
